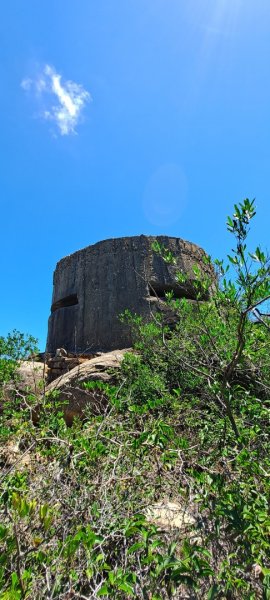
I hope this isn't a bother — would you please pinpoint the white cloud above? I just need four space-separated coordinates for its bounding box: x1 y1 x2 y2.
21 64 91 136
21 78 32 91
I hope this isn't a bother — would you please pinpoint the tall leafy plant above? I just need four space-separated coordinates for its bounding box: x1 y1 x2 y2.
150 199 270 442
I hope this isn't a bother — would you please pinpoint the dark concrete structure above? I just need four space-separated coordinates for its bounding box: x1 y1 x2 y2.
46 236 214 354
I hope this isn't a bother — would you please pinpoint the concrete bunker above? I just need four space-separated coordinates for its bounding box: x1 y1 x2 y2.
46 235 214 354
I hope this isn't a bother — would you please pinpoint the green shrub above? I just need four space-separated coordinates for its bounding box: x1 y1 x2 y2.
0 330 38 390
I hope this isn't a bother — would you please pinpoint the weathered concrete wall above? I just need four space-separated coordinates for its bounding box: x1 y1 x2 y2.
46 236 214 354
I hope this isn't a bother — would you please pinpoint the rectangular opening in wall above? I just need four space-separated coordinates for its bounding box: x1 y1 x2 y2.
149 283 192 300
51 294 78 313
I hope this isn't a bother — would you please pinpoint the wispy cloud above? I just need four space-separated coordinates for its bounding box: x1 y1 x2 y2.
21 64 91 136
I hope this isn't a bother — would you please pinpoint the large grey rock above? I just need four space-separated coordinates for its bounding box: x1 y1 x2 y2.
46 349 127 391
44 349 128 425
47 236 214 354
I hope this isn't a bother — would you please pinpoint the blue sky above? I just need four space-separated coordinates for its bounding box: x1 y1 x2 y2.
1 0 270 350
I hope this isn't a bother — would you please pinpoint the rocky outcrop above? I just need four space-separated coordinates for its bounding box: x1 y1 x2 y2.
1 361 48 415
44 349 129 425
16 361 48 395
47 235 214 354
46 354 97 384
146 500 196 531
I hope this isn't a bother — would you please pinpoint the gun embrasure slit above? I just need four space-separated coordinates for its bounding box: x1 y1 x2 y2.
148 283 192 301
51 294 78 313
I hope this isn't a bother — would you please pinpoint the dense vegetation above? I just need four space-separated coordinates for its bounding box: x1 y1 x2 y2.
0 200 269 599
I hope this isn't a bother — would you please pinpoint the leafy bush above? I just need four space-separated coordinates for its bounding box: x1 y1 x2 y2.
0 330 38 391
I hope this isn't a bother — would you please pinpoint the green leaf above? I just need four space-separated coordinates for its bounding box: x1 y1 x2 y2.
118 581 135 594
127 542 145 554
11 572 19 589
207 584 219 599
97 584 109 596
